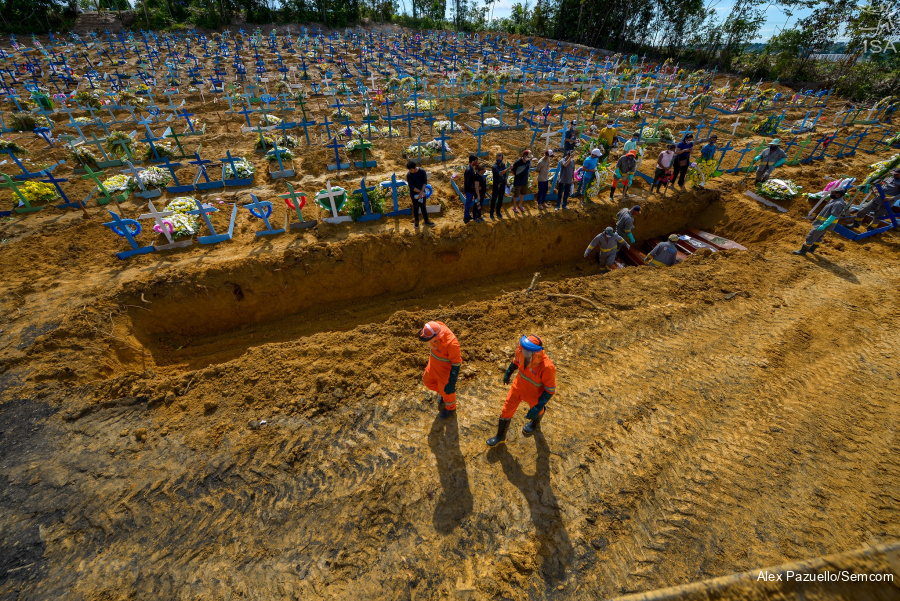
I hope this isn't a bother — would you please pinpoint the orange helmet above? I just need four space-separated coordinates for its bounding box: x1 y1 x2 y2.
418 321 442 341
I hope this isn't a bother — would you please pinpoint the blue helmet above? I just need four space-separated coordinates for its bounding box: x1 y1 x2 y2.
520 335 544 352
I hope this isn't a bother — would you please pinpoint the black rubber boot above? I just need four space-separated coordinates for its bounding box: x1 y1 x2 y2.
486 418 511 447
522 412 543 435
439 407 455 419
792 244 809 255
808 244 818 254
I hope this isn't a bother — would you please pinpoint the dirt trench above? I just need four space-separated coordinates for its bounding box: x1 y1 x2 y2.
122 189 716 366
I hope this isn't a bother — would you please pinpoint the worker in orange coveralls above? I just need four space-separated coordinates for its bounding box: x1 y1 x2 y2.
487 335 556 446
419 321 462 419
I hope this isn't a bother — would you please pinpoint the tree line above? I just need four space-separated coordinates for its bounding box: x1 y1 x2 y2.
2 0 898 100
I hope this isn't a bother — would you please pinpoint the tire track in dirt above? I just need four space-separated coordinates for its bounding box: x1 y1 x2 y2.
3 249 900 600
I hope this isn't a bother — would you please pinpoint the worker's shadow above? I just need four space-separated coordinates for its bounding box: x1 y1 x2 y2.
487 432 573 583
427 412 473 534
806 254 860 284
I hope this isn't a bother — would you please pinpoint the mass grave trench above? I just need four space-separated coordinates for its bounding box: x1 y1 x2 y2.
121 189 717 364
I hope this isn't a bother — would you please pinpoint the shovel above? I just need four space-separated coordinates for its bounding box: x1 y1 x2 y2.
737 162 757 192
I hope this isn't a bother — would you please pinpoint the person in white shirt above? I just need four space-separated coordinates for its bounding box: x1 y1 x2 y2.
652 143 676 194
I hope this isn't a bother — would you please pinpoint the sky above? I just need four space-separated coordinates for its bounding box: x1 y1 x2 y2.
486 0 815 42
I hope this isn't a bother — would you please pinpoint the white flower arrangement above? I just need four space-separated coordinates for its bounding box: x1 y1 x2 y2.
73 116 92 124
266 148 293 162
166 196 201 238
259 114 282 126
483 117 501 126
345 138 371 152
101 174 132 194
380 127 400 138
426 139 451 153
403 99 438 111
405 143 435 157
224 157 255 179
434 120 462 133
137 166 172 188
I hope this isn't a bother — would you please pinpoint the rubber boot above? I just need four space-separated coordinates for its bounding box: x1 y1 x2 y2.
439 407 455 419
847 219 862 230
808 243 819 254
522 412 543 435
867 220 883 231
486 418 511 447
792 244 810 255
600 266 610 275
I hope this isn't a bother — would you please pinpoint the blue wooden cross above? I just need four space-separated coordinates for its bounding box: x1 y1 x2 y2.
727 142 757 174
326 136 350 171
238 104 254 127
713 139 734 173
433 131 452 162
353 176 382 222
402 111 415 137
178 108 196 132
188 198 237 244
472 127 488 157
245 193 285 237
190 152 223 190
103 210 155 259
381 173 411 217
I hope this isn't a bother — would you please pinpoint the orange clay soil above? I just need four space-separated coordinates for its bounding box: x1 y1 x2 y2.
0 30 899 601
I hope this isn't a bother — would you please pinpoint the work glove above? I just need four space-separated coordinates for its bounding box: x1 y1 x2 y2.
753 155 761 162
525 391 552 420
627 232 635 244
817 215 837 231
444 364 460 395
774 158 786 168
615 168 622 178
503 362 517 385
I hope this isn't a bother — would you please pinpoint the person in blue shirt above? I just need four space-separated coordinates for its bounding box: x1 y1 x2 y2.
699 134 718 161
577 148 601 201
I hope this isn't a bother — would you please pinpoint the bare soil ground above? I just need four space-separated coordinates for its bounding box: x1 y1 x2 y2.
1 33 899 600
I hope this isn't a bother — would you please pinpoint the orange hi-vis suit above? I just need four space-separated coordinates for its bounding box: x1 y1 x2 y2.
501 343 556 419
422 322 462 410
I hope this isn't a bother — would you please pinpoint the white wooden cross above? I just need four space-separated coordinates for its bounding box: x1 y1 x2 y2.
731 117 741 136
368 72 377 91
541 124 554 150
322 74 333 93
139 200 193 250
318 180 352 224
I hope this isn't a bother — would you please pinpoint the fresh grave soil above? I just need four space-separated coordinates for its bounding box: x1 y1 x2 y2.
1 30 900 601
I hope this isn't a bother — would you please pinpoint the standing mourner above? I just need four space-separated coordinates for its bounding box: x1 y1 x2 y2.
472 163 486 223
463 153 478 223
510 150 533 213
490 153 510 219
535 149 553 210
556 150 576 210
486 335 557 446
563 120 578 153
407 160 434 228
645 234 680 267
622 131 643 160
596 119 618 161
700 134 718 161
673 133 695 189
419 321 462 419
577 148 601 201
754 139 788 184
652 144 676 194
793 189 847 255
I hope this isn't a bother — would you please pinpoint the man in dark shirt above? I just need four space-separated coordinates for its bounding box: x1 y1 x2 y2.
407 160 433 228
673 133 694 189
563 121 577 153
490 152 510 219
463 153 478 223
510 149 532 213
